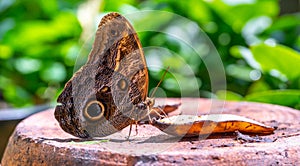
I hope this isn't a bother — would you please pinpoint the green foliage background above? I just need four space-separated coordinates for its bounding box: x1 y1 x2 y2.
1 0 300 109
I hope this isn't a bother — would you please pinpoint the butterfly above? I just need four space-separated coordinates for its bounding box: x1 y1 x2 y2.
54 12 275 139
54 12 155 138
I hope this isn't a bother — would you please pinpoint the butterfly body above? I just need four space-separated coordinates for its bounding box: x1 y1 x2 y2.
55 12 152 138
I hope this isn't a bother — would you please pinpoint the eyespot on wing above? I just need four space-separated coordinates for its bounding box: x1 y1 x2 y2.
83 100 105 122
151 114 275 137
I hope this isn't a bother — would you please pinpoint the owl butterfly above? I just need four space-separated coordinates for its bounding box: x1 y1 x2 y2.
55 12 155 138
54 12 274 139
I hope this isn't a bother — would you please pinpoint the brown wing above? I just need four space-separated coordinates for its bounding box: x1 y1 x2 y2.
54 12 149 138
88 12 148 102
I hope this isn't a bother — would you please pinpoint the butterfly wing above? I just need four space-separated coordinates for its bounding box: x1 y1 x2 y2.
54 13 149 138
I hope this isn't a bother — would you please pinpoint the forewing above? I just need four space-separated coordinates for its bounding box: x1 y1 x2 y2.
54 13 149 138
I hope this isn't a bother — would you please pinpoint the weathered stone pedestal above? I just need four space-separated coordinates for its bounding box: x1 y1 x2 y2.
2 98 300 165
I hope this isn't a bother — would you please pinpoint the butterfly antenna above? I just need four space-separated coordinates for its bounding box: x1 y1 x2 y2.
150 66 170 98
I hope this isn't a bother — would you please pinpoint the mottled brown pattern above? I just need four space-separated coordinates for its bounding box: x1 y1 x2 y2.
54 12 152 138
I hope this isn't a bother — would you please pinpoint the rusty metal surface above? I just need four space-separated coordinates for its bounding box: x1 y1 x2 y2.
2 98 300 165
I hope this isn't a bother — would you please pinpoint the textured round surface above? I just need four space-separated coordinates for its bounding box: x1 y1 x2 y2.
2 98 300 165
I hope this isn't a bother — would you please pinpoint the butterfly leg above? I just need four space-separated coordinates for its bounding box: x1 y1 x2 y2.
135 121 138 135
147 106 153 124
126 122 133 140
127 120 139 140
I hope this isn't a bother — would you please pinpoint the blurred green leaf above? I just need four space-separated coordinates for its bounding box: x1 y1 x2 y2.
230 45 244 58
247 80 271 94
38 0 58 16
226 64 256 81
4 84 32 107
250 44 300 81
40 62 66 82
102 0 137 11
246 90 300 108
207 0 279 32
0 45 13 59
0 0 14 12
265 14 300 32
4 11 81 51
0 76 11 89
0 18 15 39
1 0 300 109
14 58 41 74
216 90 243 101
